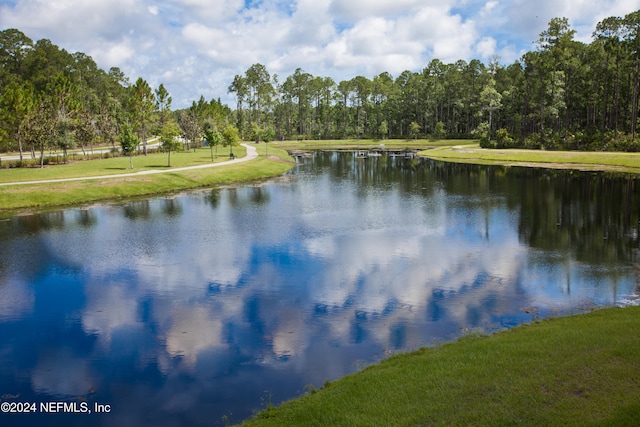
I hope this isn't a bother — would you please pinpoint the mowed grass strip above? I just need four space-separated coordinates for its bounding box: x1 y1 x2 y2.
0 145 295 214
241 306 640 427
422 145 640 173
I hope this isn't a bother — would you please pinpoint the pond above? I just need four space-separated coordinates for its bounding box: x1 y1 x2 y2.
0 151 638 426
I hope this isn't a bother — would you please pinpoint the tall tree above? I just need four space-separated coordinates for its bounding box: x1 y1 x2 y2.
623 11 640 140
160 121 181 167
0 28 33 85
336 79 354 137
351 75 372 138
74 109 96 159
286 68 313 137
480 77 503 141
178 108 201 151
594 16 624 138
155 83 172 128
0 81 34 159
228 74 248 136
245 63 273 127
203 121 222 162
222 123 240 156
21 99 55 168
129 77 155 154
119 123 139 169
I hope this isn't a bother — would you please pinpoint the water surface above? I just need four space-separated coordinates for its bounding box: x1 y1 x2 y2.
0 152 638 426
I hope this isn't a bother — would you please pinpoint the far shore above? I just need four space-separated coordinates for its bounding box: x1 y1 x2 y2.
3 139 640 217
419 143 640 174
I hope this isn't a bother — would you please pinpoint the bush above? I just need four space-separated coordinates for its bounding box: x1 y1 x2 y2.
495 128 514 148
524 133 542 150
602 131 640 152
434 121 446 140
473 122 492 148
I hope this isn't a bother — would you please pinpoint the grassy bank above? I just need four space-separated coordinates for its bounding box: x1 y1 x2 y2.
241 306 640 426
0 144 295 215
5 139 640 214
422 144 640 173
0 139 460 215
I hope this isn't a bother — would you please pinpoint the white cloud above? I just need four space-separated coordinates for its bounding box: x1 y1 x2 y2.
0 0 144 43
82 282 142 346
89 40 136 69
484 1 498 12
165 306 226 367
329 0 448 21
1 0 639 107
324 16 424 74
169 0 244 22
476 36 497 58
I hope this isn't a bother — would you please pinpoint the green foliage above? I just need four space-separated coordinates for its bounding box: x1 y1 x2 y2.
378 120 388 139
474 122 491 148
250 122 261 143
119 123 139 168
433 121 446 139
129 77 156 153
155 83 172 128
0 81 34 156
524 133 542 150
260 125 275 143
203 122 222 161
160 121 181 166
409 121 421 139
222 124 240 155
495 128 514 148
178 109 201 150
55 116 75 160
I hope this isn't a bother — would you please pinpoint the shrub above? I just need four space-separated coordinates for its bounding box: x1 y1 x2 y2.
495 128 514 148
434 121 446 140
524 133 542 150
473 122 492 148
602 131 640 152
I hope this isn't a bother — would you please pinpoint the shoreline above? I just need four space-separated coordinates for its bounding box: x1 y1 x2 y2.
420 145 640 174
0 143 260 187
3 141 640 216
0 144 296 217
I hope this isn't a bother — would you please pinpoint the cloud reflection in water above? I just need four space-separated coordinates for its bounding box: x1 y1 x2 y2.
0 153 637 426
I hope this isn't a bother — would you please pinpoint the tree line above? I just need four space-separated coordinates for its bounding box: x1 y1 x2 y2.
228 10 640 151
0 29 236 167
2 9 640 168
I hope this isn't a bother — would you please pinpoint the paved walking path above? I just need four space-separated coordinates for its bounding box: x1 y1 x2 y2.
0 144 258 187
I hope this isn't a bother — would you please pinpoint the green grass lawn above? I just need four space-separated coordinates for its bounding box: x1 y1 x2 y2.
0 145 244 183
0 144 295 215
422 145 640 173
240 306 640 427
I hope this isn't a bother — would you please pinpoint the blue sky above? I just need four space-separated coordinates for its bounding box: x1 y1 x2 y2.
1 0 639 108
